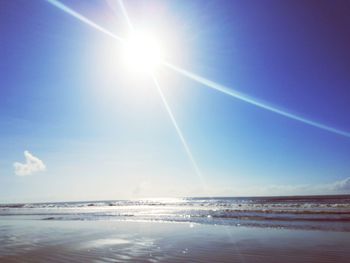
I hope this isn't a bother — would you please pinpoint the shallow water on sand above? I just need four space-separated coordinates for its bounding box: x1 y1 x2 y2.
1 217 350 262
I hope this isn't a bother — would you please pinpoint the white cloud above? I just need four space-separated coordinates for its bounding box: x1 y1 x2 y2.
14 151 46 176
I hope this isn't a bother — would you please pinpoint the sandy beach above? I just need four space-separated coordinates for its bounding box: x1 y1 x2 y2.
1 216 350 263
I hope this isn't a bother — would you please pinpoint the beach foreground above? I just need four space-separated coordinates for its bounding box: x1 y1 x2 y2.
1 217 350 263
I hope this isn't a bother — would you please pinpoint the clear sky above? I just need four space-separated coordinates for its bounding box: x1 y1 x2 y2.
1 0 350 203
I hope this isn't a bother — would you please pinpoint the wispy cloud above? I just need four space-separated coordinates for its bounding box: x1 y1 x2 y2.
14 151 46 176
246 177 350 196
211 177 350 197
331 177 350 192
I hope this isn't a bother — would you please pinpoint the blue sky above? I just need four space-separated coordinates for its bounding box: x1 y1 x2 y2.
1 0 350 202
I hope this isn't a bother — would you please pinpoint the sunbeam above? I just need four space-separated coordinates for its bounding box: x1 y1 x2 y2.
45 0 124 42
152 76 206 187
44 0 349 188
116 0 205 184
43 0 350 139
117 0 134 31
164 62 350 139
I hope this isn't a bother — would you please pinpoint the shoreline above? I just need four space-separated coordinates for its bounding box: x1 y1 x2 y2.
2 194 350 232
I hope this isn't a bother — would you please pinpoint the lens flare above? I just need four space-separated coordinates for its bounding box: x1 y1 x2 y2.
46 0 123 42
152 76 206 187
164 62 350 139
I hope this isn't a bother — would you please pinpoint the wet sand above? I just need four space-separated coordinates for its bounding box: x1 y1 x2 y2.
1 217 350 262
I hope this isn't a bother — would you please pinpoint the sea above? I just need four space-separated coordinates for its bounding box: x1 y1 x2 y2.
1 195 350 232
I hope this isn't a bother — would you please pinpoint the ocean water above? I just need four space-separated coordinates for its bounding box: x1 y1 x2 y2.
1 195 350 231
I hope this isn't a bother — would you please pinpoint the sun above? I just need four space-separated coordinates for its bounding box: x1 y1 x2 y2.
122 30 163 74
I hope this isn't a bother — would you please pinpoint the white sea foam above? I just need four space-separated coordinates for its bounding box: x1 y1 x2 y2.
1 196 350 231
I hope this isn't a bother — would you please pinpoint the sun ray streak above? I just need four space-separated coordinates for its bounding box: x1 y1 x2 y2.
152 76 206 187
117 0 134 31
164 62 350 139
115 0 206 185
45 0 124 42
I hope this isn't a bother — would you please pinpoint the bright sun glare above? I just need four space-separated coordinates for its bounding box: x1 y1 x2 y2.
122 31 163 74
